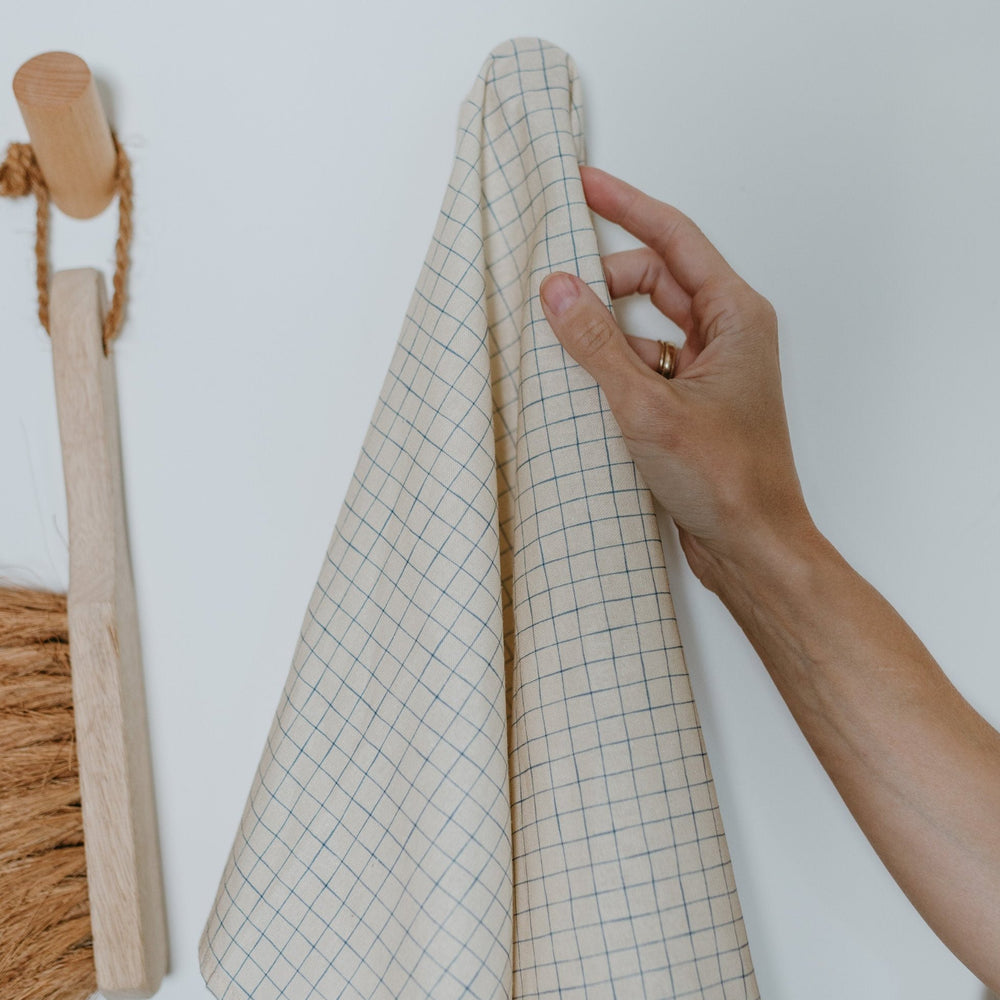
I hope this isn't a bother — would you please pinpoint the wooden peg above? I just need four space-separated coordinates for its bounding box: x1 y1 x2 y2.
13 51 117 219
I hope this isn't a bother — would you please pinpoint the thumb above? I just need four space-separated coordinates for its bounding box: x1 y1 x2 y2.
540 272 647 403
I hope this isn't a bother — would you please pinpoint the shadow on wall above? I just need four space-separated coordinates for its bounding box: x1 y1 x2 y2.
94 77 117 128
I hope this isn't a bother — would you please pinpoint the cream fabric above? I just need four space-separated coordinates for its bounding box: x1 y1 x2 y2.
200 37 758 1000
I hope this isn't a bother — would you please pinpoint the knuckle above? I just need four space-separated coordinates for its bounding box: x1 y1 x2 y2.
658 214 689 258
638 249 664 296
755 293 778 331
693 276 740 337
735 280 777 329
694 275 777 341
572 308 617 362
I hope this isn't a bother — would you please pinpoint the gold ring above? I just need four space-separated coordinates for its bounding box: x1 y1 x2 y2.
656 340 678 379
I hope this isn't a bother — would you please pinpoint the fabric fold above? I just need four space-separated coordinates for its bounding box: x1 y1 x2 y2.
201 37 758 1000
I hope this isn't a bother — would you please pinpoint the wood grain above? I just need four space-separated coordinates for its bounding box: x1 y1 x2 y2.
13 52 116 219
49 269 168 997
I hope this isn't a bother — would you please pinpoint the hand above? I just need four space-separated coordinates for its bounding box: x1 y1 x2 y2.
540 166 813 589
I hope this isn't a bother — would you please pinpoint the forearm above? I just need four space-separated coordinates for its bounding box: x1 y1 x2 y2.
702 524 1000 989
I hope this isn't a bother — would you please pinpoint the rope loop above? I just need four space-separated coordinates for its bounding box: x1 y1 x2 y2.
0 142 41 197
0 132 133 353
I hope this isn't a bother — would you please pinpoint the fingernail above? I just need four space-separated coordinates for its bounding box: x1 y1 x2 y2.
541 273 579 317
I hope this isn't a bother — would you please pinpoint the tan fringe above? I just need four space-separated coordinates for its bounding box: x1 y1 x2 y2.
0 587 96 1000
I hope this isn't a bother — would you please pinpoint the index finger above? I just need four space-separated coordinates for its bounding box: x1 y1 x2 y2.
581 166 733 296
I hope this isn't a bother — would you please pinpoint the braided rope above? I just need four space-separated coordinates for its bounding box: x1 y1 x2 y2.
0 132 133 352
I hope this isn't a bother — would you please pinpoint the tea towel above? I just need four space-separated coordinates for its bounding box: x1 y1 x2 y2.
200 36 758 1000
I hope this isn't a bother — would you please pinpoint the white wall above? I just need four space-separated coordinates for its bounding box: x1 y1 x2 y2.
2 2 998 998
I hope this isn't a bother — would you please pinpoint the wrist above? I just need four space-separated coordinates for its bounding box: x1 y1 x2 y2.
693 510 838 652
690 496 825 595
698 513 860 714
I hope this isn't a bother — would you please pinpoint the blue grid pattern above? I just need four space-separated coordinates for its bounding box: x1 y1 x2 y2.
200 38 758 1000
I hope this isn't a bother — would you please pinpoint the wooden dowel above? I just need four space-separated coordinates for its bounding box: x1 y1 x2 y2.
13 51 116 219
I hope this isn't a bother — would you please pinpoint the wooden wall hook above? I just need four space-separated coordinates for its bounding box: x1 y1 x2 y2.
13 51 117 219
